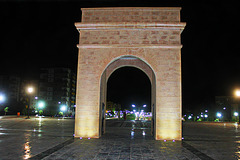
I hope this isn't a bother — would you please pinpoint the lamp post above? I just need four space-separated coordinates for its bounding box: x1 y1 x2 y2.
132 104 147 120
38 101 45 116
0 94 5 103
235 90 240 123
38 102 44 109
216 112 222 121
0 94 6 115
60 105 67 117
132 104 138 120
234 112 239 122
26 87 34 119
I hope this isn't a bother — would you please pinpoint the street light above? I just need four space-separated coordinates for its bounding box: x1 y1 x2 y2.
0 94 5 103
216 112 222 121
37 101 45 116
38 101 45 109
60 105 67 117
131 104 147 120
234 112 239 122
235 89 240 124
0 94 6 115
217 112 222 117
26 87 34 119
132 104 139 120
234 112 239 117
236 90 240 97
27 87 33 94
60 105 67 112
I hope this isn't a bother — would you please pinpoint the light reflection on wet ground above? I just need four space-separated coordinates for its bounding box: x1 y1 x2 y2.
0 116 74 160
1 116 240 159
24 141 31 159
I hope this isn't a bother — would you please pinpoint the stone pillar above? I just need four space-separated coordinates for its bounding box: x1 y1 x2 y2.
155 49 182 140
74 49 100 138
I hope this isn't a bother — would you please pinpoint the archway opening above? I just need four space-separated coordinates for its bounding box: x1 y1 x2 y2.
104 66 154 138
107 66 151 112
99 56 156 139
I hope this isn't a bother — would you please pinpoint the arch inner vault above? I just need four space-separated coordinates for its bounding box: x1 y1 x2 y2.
74 7 186 140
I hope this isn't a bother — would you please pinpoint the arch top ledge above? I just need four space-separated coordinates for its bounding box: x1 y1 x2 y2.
81 7 182 11
75 22 186 30
79 7 185 24
76 44 183 49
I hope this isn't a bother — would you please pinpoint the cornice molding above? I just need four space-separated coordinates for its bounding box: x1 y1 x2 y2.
77 44 182 49
75 22 186 31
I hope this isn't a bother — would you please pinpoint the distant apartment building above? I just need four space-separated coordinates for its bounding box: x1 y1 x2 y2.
39 68 76 116
0 75 21 103
0 75 22 114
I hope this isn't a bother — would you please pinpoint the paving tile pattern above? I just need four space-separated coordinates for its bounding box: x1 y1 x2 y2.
1 117 240 160
43 129 200 160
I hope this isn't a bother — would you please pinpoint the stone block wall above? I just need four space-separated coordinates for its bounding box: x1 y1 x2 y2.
80 30 180 46
81 7 180 23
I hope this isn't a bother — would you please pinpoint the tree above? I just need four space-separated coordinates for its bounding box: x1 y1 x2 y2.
59 112 63 117
4 107 8 115
39 110 43 116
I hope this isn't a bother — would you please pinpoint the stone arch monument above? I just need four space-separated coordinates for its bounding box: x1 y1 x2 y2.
75 7 186 140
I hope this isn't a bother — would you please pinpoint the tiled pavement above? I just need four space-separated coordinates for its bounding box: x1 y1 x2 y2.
0 116 240 159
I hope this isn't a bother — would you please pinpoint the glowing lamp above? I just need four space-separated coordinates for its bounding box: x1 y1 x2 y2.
236 90 240 97
216 112 222 118
38 101 45 109
0 94 5 103
60 105 67 112
27 87 34 93
234 112 239 117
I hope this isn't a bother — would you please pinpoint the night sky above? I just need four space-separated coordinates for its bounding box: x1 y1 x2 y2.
1 0 240 113
107 67 151 111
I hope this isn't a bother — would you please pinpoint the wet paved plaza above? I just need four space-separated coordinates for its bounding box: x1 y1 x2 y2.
0 116 240 159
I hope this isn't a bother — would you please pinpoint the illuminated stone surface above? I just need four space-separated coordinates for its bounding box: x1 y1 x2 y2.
75 7 186 140
0 117 239 159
